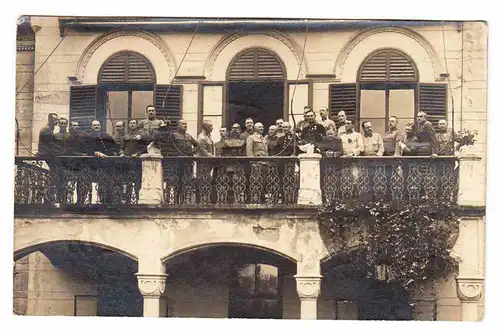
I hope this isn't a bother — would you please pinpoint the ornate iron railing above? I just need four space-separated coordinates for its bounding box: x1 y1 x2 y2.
14 156 460 208
320 156 459 204
14 156 142 205
161 157 300 205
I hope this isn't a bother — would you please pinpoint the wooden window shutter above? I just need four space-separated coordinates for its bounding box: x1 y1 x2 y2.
69 85 97 132
228 48 284 80
155 85 183 126
419 83 447 127
359 49 417 82
99 52 155 83
329 83 357 127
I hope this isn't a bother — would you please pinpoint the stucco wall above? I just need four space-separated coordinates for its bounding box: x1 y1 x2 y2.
26 17 487 180
23 251 98 316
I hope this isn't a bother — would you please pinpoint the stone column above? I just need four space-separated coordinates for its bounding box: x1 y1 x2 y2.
297 147 322 205
138 152 164 204
136 273 168 317
294 275 322 319
456 277 484 321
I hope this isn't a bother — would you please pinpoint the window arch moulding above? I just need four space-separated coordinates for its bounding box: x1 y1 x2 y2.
334 27 444 83
76 30 176 85
205 30 307 81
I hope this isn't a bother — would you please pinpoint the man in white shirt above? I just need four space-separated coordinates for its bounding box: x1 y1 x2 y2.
340 120 364 156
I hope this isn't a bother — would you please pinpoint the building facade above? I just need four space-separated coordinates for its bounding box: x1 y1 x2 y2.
14 17 487 320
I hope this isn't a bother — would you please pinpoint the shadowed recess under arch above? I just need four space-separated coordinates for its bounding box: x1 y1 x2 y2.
161 242 299 265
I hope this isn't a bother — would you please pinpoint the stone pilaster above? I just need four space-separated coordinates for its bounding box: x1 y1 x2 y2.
294 275 322 319
456 277 484 321
138 153 164 205
297 149 322 205
457 147 484 207
136 273 168 317
16 19 35 156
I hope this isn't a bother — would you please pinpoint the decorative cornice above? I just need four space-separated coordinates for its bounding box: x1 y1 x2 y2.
16 45 35 53
334 26 443 81
75 29 176 82
136 273 168 297
204 30 307 80
294 275 322 300
456 277 484 302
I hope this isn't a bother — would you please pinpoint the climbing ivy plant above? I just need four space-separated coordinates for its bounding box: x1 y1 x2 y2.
316 197 460 304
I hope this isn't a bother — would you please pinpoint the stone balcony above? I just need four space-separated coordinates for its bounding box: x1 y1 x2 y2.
14 154 460 212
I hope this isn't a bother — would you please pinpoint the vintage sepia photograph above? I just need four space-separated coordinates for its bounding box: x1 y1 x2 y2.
12 14 487 321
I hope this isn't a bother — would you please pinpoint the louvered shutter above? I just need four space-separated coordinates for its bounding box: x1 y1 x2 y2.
360 50 417 82
99 52 154 83
228 48 284 80
419 83 447 127
330 83 357 127
69 85 97 132
155 85 183 126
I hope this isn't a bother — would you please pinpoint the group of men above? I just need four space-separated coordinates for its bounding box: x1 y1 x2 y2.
38 103 455 160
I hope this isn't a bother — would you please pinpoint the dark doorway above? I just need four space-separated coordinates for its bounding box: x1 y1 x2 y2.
226 81 284 131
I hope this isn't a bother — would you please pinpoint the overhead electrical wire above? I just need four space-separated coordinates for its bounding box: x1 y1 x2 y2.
15 28 71 156
272 19 309 156
441 22 456 153
161 20 201 110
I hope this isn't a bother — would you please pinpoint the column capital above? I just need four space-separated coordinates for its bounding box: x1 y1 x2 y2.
136 273 168 298
456 277 484 302
294 275 322 300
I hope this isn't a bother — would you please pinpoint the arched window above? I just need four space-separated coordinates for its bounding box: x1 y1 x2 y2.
225 48 287 131
227 48 286 81
98 51 155 83
329 48 447 134
69 51 182 133
357 49 419 135
358 49 418 82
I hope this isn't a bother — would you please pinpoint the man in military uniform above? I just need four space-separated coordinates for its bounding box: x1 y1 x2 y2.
37 113 60 157
240 118 255 144
298 109 326 150
319 106 337 133
318 129 343 157
337 110 348 136
276 122 299 156
436 119 454 155
340 120 364 156
54 117 70 153
122 119 148 157
415 111 439 157
361 121 384 156
86 120 121 204
138 105 165 138
265 125 280 156
163 119 198 204
276 119 285 138
113 121 126 156
383 116 406 156
215 127 228 156
197 120 215 157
